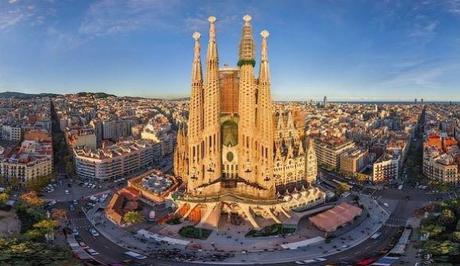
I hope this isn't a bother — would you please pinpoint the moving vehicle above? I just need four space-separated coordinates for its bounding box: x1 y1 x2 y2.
295 260 316 264
89 228 100 237
86 248 99 256
124 251 147 260
371 232 382 240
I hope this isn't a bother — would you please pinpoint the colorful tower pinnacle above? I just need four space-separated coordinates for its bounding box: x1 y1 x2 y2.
237 15 257 183
187 32 204 191
202 16 221 187
257 30 274 188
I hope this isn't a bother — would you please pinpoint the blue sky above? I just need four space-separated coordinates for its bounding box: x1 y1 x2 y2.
0 0 460 101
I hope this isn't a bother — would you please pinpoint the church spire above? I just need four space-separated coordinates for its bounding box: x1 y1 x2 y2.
259 30 270 83
238 15 255 66
206 16 218 64
191 32 202 83
202 16 222 187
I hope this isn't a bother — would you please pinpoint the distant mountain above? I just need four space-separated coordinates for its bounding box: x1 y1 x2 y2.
0 91 60 99
76 92 116 98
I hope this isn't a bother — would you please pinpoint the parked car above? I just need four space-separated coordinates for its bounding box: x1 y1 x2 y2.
89 228 100 237
86 248 99 256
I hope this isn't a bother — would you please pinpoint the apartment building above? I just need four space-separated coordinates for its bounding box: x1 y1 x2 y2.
423 134 460 183
314 138 355 170
340 148 368 175
1 140 53 185
372 153 399 182
66 127 97 149
74 139 158 180
1 125 22 141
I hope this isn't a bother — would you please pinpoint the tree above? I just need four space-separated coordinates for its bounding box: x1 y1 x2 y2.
336 183 350 196
33 219 58 234
14 201 46 233
0 237 79 265
51 208 67 221
424 240 460 256
456 220 460 231
24 229 44 241
25 174 52 192
9 177 20 189
0 192 9 205
452 231 460 243
33 219 58 241
123 211 144 225
20 191 45 207
439 209 456 226
421 223 446 238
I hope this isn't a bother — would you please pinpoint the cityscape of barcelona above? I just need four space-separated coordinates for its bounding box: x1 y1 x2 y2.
1 1 460 266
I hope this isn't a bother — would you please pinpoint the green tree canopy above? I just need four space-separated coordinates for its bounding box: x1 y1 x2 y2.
452 231 460 243
123 211 144 225
421 223 446 238
439 209 456 226
424 240 460 256
0 192 9 205
33 219 58 234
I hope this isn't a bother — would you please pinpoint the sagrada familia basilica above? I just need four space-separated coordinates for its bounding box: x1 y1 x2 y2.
173 15 325 229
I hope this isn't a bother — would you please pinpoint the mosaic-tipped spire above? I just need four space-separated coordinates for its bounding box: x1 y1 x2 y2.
206 16 218 63
238 15 255 65
259 30 270 82
192 32 202 82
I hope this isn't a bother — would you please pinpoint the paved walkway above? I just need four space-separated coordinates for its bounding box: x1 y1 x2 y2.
0 210 20 237
84 193 391 264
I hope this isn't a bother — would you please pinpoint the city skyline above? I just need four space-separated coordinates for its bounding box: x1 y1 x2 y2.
1 0 460 101
1 4 460 264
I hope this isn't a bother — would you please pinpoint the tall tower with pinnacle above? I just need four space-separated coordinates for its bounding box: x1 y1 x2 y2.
202 16 222 188
257 29 274 189
237 15 257 183
187 32 204 191
174 15 325 229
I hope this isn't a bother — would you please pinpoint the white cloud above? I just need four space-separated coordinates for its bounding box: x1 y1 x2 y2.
378 59 460 91
0 9 28 30
0 0 53 31
408 19 438 43
446 0 460 15
79 0 179 36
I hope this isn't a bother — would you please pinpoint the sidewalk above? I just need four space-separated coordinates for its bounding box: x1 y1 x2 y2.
84 194 391 264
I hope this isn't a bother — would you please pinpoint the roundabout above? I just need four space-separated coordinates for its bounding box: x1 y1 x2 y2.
88 192 391 265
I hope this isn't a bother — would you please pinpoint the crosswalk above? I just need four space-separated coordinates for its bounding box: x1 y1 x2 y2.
69 217 92 229
385 217 407 227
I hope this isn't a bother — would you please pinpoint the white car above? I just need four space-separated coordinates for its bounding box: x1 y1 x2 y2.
295 260 316 264
124 251 146 260
89 228 100 237
65 190 70 195
86 248 99 256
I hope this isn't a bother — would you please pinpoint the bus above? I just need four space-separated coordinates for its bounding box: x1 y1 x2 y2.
124 251 147 260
